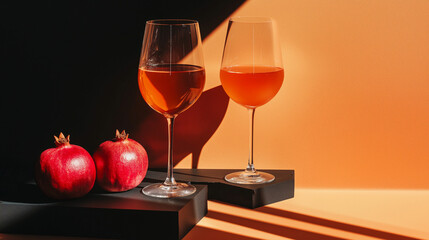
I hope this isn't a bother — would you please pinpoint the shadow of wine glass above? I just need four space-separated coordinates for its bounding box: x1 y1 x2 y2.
134 85 229 169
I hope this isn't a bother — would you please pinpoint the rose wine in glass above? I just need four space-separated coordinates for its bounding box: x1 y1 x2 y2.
138 19 205 198
220 17 284 184
139 64 205 115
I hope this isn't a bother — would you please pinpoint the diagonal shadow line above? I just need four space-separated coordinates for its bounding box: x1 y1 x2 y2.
184 226 261 240
256 207 420 240
207 210 347 240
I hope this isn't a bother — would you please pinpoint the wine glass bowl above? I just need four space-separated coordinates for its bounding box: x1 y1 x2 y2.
139 64 205 117
220 16 284 184
138 19 205 197
220 65 283 108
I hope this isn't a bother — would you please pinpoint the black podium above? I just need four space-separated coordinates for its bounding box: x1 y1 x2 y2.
0 169 294 239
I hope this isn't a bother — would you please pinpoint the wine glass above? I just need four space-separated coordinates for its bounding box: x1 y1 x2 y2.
220 17 284 184
138 19 205 198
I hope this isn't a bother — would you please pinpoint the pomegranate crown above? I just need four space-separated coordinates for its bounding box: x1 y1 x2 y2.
54 132 70 147
115 129 129 140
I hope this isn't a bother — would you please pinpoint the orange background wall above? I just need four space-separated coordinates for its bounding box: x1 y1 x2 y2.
176 0 429 189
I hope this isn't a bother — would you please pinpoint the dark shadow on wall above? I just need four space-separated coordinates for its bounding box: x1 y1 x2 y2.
135 86 229 169
1 0 244 182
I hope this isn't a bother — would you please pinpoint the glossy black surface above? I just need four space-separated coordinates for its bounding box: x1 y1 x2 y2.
152 169 295 208
0 174 208 240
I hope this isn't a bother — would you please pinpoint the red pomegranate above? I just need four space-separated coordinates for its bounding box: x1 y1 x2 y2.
35 133 96 199
93 130 148 192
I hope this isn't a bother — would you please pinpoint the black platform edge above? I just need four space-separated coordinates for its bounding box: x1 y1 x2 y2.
0 179 208 240
147 169 295 209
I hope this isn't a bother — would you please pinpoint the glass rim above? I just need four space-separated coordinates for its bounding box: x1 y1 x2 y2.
229 16 273 23
146 19 199 26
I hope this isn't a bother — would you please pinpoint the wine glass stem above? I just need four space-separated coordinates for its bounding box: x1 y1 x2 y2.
247 108 256 173
164 116 177 186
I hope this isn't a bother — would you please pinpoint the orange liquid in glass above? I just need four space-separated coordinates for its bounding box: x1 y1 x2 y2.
220 65 284 108
138 64 205 116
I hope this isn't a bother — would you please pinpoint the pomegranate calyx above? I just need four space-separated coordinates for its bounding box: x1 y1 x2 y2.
115 129 129 141
54 132 70 147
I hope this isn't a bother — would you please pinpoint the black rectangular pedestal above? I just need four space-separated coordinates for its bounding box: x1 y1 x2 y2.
147 169 294 209
0 180 207 240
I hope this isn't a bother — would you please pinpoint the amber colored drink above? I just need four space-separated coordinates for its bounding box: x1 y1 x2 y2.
220 65 284 108
138 64 205 116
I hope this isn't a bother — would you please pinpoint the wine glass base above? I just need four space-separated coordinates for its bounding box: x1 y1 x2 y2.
225 171 275 184
142 182 196 198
